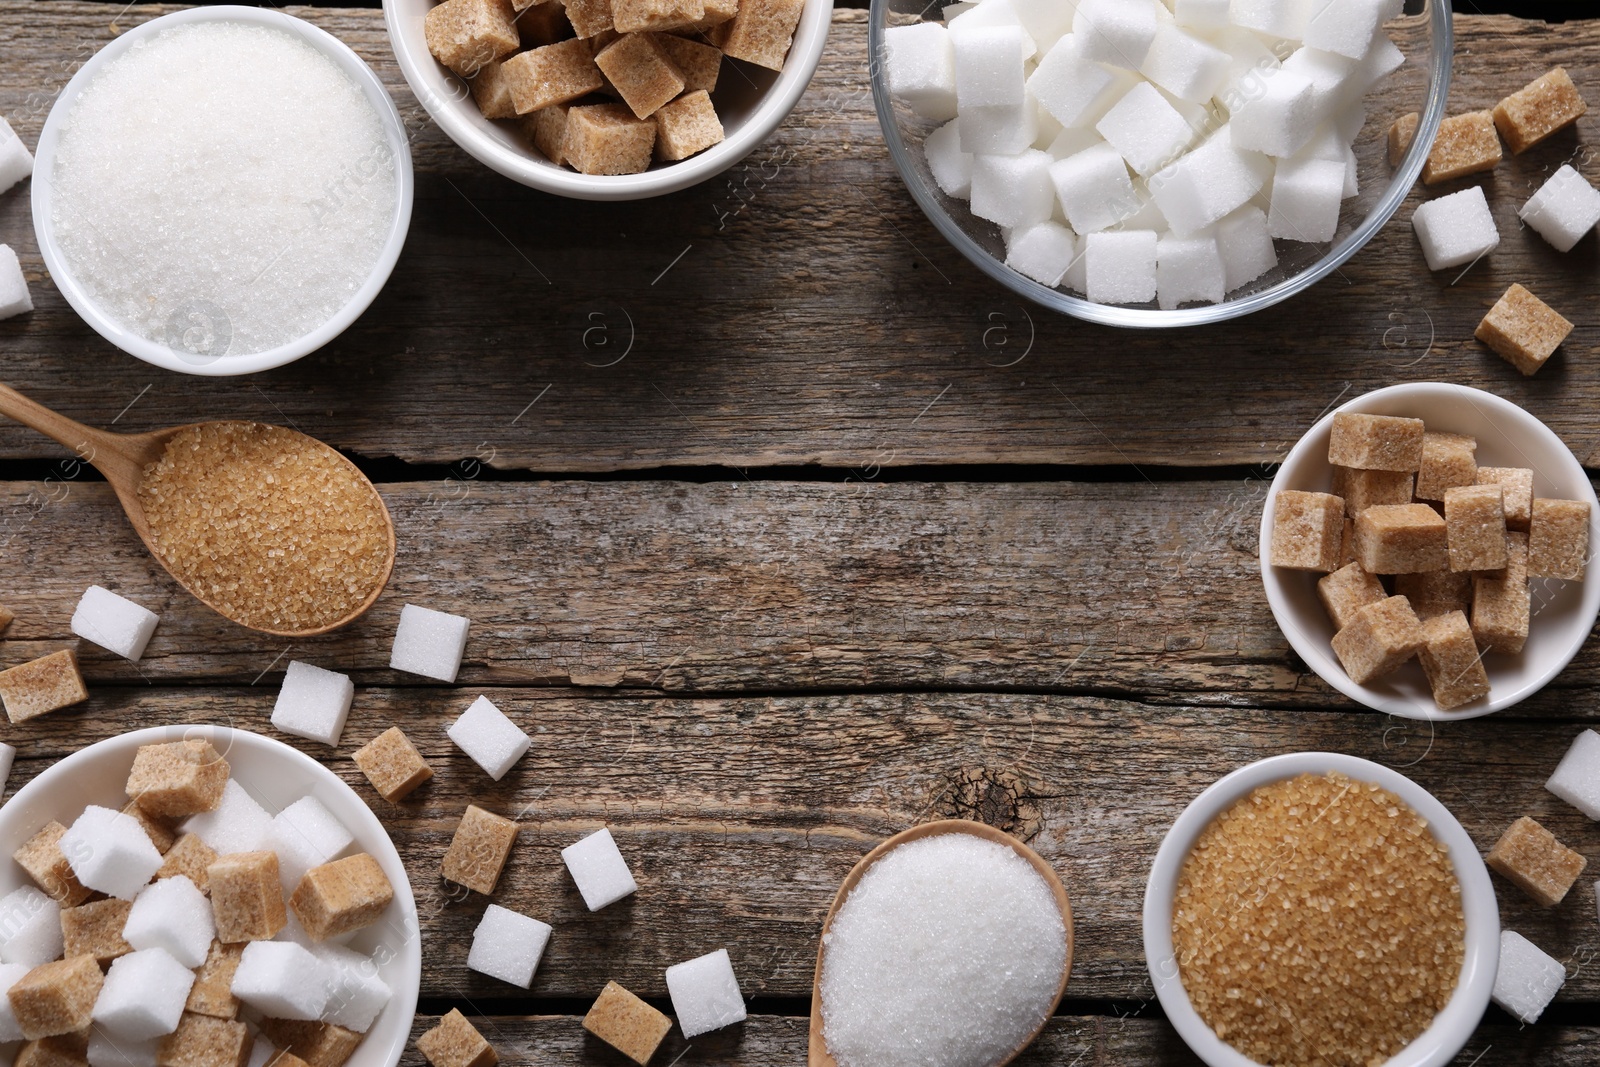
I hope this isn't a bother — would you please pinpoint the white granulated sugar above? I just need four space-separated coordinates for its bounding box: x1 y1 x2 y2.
50 22 396 357
819 833 1066 1067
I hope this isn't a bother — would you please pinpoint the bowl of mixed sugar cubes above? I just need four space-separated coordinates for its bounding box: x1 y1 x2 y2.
873 0 1451 323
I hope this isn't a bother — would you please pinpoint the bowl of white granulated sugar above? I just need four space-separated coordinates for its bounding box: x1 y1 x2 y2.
32 6 413 376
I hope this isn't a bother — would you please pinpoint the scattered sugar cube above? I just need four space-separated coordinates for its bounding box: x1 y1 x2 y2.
0 649 88 723
1412 185 1499 271
126 740 228 820
1417 610 1489 711
717 0 804 71
289 854 394 942
1487 816 1586 908
1214 205 1277 292
1477 284 1572 376
1155 233 1224 309
969 149 1054 230
208 852 287 943
447 695 532 782
0 117 34 195
565 103 658 175
389 604 471 683
1528 498 1589 582
561 827 638 911
1332 466 1413 516
156 835 219 895
1414 431 1477 502
8 955 103 1039
13 822 92 906
1472 531 1530 654
92 948 196 1041
1388 111 1419 166
1494 67 1587 155
88 1026 160 1067
1049 142 1136 234
1354 504 1448 575
1518 165 1600 253
1139 25 1228 103
312 943 390 1033
467 904 552 989
958 102 1038 155
653 90 724 161
1423 111 1502 185
1071 0 1157 70
0 243 30 320
0 887 64 966
267 797 355 889
61 899 133 965
69 586 158 662
351 727 433 802
442 805 518 895
61 805 164 900
1443 484 1507 573
157 1013 251 1067
271 662 354 749
124 876 215 968
185 942 242 1020
664 949 745 1038
1477 468 1534 532
1027 34 1115 128
1546 729 1600 820
424 0 521 76
230 942 329 1021
258 1017 361 1067
1267 156 1344 243
179 780 273 855
1096 82 1194 175
1331 595 1425 685
885 22 958 121
417 1009 497 1067
1317 561 1386 630
1004 222 1077 287
1084 229 1157 305
1271 490 1345 572
583 981 671 1066
1493 930 1565 1024
1150 127 1272 236
1329 412 1424 472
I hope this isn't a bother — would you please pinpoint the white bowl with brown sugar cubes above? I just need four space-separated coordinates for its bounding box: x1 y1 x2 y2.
385 0 833 197
1261 383 1600 720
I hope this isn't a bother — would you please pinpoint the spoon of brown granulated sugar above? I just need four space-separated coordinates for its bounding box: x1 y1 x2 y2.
0 383 393 636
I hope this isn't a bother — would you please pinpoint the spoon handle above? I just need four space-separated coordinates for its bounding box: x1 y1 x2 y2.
0 381 118 463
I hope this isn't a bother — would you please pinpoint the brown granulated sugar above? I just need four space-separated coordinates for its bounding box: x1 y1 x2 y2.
136 423 390 633
1172 772 1464 1067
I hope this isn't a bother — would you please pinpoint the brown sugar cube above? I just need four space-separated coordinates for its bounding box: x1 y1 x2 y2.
1354 504 1449 575
595 33 685 119
1316 562 1387 631
1417 611 1490 711
417 1009 498 1067
523 105 572 165
257 1021 361 1067
1477 467 1534 531
613 0 703 32
1395 568 1472 621
441 806 518 895
186 941 243 1019
289 854 394 941
351 727 434 803
127 740 229 819
563 104 657 175
1330 595 1426 685
517 0 574 46
1443 484 1508 573
502 38 603 114
656 33 721 93
1421 111 1502 185
1387 111 1419 167
0 603 13 633
1476 284 1573 376
60 898 134 964
1339 518 1357 566
157 833 221 894
582 981 671 1065
13 822 92 906
122 801 178 855
716 0 803 70
1327 413 1425 473
653 89 724 160
562 0 615 37
1331 465 1412 517
157 1013 252 1067
1270 490 1344 572
209 852 288 942
679 0 737 32
1528 498 1590 581
0 650 89 724
1486 815 1587 907
7 956 103 1039
1472 530 1530 654
1414 432 1477 502
425 0 521 76
1494 67 1588 155
467 59 518 120
15 1034 89 1067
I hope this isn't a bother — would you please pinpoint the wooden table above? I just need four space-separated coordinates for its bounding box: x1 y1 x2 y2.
3 4 1599 1062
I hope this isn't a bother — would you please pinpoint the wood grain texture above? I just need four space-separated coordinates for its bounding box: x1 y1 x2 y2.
0 9 1597 472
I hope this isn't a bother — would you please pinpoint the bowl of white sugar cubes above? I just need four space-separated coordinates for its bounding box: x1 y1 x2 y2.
873 0 1452 325
31 7 414 375
0 726 421 1067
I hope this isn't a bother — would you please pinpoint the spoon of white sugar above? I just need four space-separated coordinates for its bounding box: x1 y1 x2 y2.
810 821 1073 1067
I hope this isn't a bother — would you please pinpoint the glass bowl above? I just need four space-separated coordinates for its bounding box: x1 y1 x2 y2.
867 0 1454 327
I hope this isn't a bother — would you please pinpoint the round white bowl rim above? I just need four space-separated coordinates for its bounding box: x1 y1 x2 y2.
30 5 415 376
381 0 834 200
1143 751 1499 1067
1259 381 1600 720
866 0 1455 327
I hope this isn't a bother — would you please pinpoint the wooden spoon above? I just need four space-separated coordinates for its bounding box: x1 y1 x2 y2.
0 382 394 637
808 818 1074 1067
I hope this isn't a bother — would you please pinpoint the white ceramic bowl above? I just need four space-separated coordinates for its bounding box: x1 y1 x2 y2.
0 725 421 1067
1260 382 1600 720
1144 752 1499 1067
383 0 833 200
30 6 415 377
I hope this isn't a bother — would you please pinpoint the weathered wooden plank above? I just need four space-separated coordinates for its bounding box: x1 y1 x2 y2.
1 9 1598 471
4 690 1598 1004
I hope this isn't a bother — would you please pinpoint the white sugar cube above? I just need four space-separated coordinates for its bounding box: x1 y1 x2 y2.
561 827 638 911
1229 68 1316 157
665 949 746 1038
1520 165 1600 253
969 150 1055 230
1492 931 1565 1024
952 25 1029 110
1412 185 1499 270
1084 230 1158 305
1279 46 1357 123
447 695 532 781
390 604 470 683
231 941 330 1021
0 244 31 321
1345 29 1404 100
1149 125 1273 235
884 22 958 121
1005 222 1079 287
946 0 1037 59
1120 184 1169 232
271 661 354 748
267 796 355 888
1231 0 1311 41
1096 82 1195 175
0 117 32 196
957 102 1039 155
1028 34 1116 128
62 804 165 900
1008 0 1075 44
88 1027 161 1067
1157 233 1226 309
245 1042 278 1067
123 876 215 968
0 887 62 967
1031 102 1064 151
924 118 974 198
71 586 160 661
313 942 391 1032
1268 156 1344 243
1139 25 1229 103
1072 0 1158 69
467 904 552 989
1062 233 1089 293
1546 728 1600 820
1174 0 1230 31
1050 142 1137 233
92 948 196 1040
1215 205 1278 291
1302 0 1387 60
0 962 27 1042
1212 25 1281 99
1046 126 1102 160
180 779 274 854
0 741 13 797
